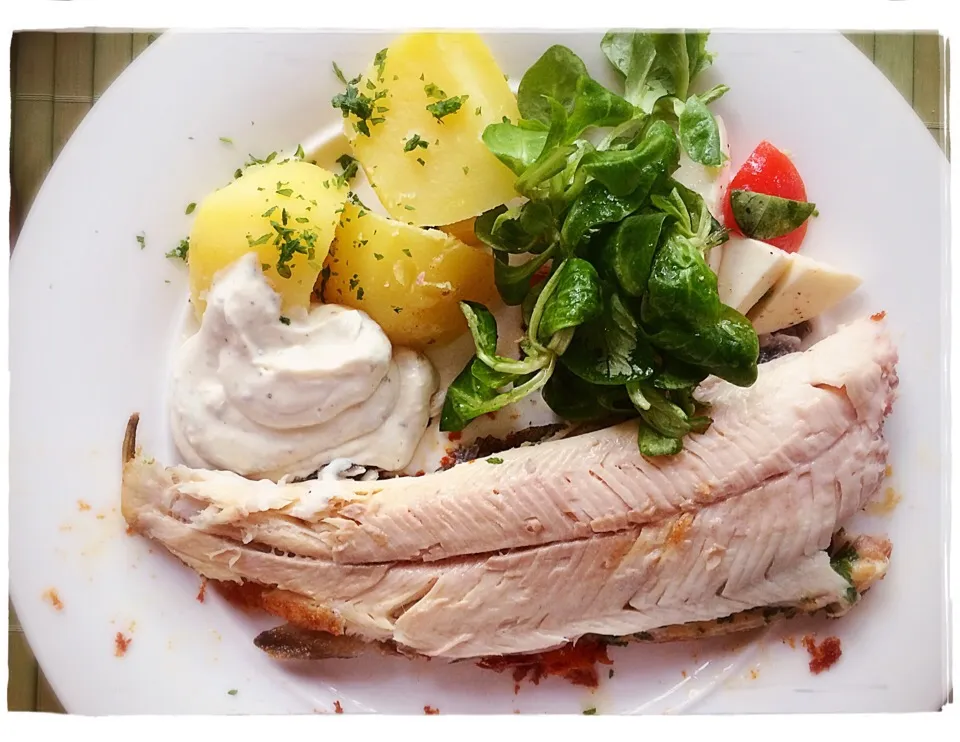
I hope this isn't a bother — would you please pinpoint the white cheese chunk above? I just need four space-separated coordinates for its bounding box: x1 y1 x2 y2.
747 253 862 335
716 237 791 315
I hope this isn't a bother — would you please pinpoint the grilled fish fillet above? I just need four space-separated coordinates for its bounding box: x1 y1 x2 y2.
122 315 898 660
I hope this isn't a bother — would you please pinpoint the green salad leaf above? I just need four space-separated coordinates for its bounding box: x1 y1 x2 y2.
729 190 817 240
600 32 657 106
637 420 684 456
440 356 553 432
561 288 657 385
517 45 589 123
600 212 668 297
678 94 724 166
566 76 635 139
537 258 603 341
482 119 549 175
440 29 757 456
494 245 556 305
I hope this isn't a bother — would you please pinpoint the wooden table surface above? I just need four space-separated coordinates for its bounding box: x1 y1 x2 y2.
7 30 949 713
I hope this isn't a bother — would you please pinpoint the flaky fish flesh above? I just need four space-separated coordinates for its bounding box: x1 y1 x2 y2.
122 315 898 660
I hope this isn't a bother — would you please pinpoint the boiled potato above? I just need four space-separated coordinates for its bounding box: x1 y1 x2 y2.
188 160 347 317
342 32 520 227
323 202 497 349
440 217 484 248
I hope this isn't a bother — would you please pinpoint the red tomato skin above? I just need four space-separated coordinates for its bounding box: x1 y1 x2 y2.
722 140 808 253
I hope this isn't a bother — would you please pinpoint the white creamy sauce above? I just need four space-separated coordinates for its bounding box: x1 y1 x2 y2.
170 254 438 480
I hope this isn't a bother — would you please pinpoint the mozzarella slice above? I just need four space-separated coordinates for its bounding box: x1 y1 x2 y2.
747 253 862 335
674 115 733 219
716 237 791 315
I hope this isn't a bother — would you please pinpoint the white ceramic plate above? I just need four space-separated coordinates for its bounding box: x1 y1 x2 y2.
10 30 950 715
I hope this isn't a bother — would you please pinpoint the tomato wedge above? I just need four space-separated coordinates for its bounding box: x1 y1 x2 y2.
721 141 809 253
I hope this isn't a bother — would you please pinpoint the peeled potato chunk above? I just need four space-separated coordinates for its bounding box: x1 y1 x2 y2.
188 160 347 317
324 202 497 349
342 32 520 227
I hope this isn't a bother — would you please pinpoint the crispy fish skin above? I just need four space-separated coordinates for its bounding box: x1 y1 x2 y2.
122 315 898 660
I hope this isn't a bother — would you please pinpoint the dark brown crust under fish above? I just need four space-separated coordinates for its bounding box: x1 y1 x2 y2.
445 423 569 468
254 623 400 660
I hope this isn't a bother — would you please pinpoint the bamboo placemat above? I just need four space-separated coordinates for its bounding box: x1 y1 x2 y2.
7 30 949 714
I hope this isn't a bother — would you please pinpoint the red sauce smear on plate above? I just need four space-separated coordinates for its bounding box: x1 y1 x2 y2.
801 635 842 674
114 632 132 657
477 638 612 690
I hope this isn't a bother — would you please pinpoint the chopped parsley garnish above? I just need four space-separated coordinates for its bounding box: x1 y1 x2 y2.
247 233 272 247
279 316 291 325
486 457 504 464
294 143 305 159
332 61 358 86
262 205 277 218
275 226 314 279
219 136 233 144
582 708 597 716
392 306 403 313
417 157 426 166
281 208 290 226
424 82 446 99
166 237 190 261
295 216 310 223
475 106 482 116
462 166 470 175
356 287 365 300
136 232 146 249
185 202 196 215
427 95 468 121
335 154 359 185
374 253 384 260
331 76 386 137
227 689 238 696
265 151 278 164
261 263 271 272
276 181 294 197
402 248 412 257
374 48 388 81
349 275 360 291
403 134 428 152
234 168 243 179
404 204 415 211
